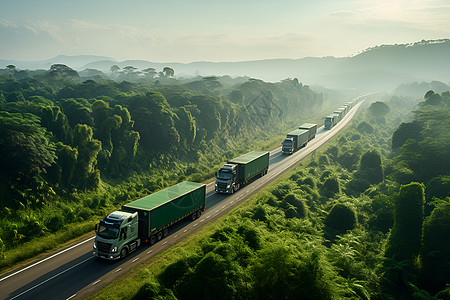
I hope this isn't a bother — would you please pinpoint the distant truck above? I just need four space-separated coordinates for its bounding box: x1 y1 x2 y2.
215 151 269 194
298 123 317 141
324 114 339 130
93 181 206 260
282 129 309 155
333 109 345 122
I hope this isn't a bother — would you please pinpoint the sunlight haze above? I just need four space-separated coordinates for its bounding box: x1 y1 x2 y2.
1 0 449 62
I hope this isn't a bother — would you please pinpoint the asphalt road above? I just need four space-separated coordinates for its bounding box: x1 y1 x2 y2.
0 101 362 300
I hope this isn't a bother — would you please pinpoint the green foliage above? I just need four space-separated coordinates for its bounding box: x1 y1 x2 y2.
322 176 341 198
368 101 390 121
420 201 450 294
325 203 358 232
385 182 425 262
357 121 374 133
394 106 450 182
392 121 421 149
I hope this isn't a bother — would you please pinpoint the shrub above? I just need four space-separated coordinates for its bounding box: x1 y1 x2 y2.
237 224 262 250
420 202 450 294
325 203 357 232
46 215 65 232
357 121 373 133
78 207 93 220
322 176 341 198
302 176 316 189
252 205 267 221
158 257 191 289
282 194 308 218
384 182 425 261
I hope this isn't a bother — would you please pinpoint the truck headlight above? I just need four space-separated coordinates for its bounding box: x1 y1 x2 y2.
215 183 217 187
93 242 97 249
111 247 117 253
227 185 231 189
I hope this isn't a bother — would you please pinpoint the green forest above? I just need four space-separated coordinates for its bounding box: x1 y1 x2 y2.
0 64 326 267
1 63 449 299
91 90 450 300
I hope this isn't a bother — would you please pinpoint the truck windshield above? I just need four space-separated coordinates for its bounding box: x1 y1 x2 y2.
97 222 119 239
218 169 232 180
283 139 293 147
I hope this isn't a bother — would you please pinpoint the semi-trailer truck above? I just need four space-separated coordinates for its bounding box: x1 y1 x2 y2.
298 123 317 141
93 181 206 260
282 129 309 155
325 114 339 130
215 151 269 194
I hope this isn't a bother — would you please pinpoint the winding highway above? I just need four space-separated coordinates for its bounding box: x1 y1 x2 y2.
0 101 363 300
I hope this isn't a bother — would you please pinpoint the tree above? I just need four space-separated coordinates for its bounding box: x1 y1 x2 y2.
368 101 390 121
420 202 450 294
392 121 421 149
163 67 174 77
359 150 383 184
123 66 137 75
47 64 79 80
0 111 56 182
385 182 425 262
423 90 443 106
142 67 157 78
325 202 357 232
6 64 16 74
110 65 120 73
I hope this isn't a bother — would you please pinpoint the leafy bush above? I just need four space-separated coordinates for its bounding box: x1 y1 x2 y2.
321 176 341 198
325 203 357 232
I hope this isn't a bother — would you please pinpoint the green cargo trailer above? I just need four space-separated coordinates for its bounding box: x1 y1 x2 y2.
298 123 318 141
123 181 206 238
94 181 206 259
229 151 270 182
215 151 269 193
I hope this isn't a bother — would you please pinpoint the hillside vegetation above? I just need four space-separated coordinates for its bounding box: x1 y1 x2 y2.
91 91 450 300
0 65 328 268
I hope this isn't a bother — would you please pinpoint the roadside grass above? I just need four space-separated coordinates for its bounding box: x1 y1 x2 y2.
0 221 97 273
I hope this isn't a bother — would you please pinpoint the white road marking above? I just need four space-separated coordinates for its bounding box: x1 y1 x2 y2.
184 229 188 232
92 280 101 285
147 250 153 254
66 294 77 300
115 268 122 273
230 201 234 204
193 224 198 227
174 235 178 238
132 258 139 262
207 215 210 218
162 241 168 245
200 220 204 223
0 236 95 283
215 210 220 213
9 256 94 300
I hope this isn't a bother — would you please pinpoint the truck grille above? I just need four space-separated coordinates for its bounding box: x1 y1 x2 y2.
97 241 112 253
217 182 227 189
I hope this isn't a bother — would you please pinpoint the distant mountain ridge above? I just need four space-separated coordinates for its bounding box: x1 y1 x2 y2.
1 39 449 91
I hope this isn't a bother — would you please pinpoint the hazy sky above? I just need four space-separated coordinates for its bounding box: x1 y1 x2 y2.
1 0 449 62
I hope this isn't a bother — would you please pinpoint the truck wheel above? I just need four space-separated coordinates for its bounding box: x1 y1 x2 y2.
236 183 240 190
150 235 156 245
192 213 197 221
197 210 202 218
157 232 163 241
163 228 169 237
120 247 128 259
